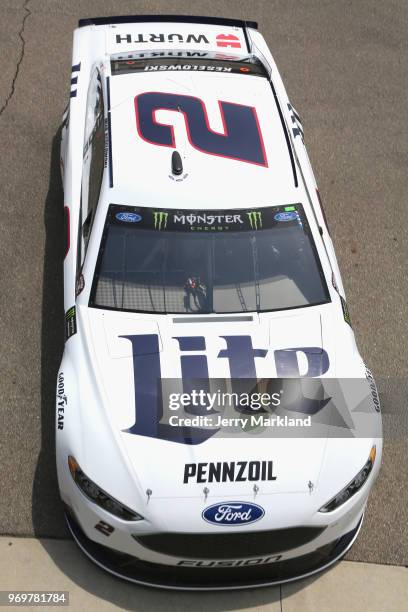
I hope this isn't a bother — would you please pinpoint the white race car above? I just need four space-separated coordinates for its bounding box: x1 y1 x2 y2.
57 15 382 589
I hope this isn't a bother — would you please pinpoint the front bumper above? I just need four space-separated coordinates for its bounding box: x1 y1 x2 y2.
65 510 363 590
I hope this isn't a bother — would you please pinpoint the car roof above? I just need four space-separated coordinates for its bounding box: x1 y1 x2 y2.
104 67 304 210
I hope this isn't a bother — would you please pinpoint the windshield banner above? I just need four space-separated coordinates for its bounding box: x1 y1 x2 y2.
111 204 303 232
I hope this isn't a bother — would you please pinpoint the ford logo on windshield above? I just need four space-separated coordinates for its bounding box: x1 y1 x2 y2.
274 211 298 222
115 212 142 223
202 502 265 526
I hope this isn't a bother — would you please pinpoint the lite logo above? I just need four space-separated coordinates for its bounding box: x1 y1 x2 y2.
120 334 330 444
135 92 268 166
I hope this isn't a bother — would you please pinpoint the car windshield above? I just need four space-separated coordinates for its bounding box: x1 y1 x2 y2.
89 204 330 314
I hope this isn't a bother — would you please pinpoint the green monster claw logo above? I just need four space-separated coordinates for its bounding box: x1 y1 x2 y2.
153 211 168 230
246 211 262 230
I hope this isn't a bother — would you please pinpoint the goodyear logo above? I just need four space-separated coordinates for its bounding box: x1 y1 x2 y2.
247 211 262 230
153 211 168 230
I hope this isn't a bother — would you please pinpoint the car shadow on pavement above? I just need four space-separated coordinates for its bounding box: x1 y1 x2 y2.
32 129 319 610
32 128 67 539
37 536 328 611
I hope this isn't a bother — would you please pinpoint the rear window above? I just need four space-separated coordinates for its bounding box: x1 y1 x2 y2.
110 56 268 78
90 204 330 314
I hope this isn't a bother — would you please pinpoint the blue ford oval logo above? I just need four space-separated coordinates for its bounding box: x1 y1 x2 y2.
274 211 298 222
115 212 142 223
202 502 264 526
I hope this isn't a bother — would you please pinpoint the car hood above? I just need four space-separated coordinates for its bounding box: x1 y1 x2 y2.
78 304 360 499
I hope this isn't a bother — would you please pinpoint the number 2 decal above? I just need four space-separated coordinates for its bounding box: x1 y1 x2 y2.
135 92 268 167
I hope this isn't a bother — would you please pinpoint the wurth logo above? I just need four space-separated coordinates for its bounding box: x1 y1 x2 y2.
216 34 242 48
114 32 242 49
153 211 168 230
247 211 262 230
116 33 210 45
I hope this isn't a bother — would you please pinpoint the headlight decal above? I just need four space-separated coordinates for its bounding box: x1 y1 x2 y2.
68 456 144 521
319 446 376 513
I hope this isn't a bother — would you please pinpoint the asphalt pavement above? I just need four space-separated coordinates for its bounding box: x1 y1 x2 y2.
0 0 407 591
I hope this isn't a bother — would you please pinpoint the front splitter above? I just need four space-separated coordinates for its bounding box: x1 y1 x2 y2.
65 511 363 591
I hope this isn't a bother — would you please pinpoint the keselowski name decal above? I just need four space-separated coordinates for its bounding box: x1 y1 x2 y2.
183 460 277 483
146 63 233 72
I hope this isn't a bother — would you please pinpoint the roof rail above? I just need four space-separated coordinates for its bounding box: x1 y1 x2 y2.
78 15 258 29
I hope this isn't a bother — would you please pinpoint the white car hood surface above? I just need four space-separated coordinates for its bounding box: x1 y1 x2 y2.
78 304 351 500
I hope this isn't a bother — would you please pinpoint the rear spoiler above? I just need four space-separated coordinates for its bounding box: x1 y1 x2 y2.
78 15 258 30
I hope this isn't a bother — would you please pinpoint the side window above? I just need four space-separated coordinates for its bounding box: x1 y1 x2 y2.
77 70 105 284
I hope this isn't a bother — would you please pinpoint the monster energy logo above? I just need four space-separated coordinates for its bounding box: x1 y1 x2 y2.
153 211 168 230
247 211 262 230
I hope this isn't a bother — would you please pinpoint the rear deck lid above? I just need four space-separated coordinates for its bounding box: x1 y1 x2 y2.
103 19 250 57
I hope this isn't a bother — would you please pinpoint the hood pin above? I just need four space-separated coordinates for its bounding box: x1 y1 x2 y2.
146 489 152 503
203 487 209 501
308 481 314 494
253 484 259 497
